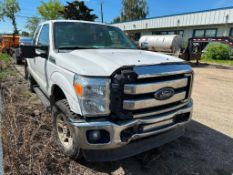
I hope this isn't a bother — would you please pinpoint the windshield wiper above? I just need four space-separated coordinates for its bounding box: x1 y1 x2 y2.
57 46 91 52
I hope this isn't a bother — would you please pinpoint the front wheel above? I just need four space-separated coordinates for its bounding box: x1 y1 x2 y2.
52 99 82 160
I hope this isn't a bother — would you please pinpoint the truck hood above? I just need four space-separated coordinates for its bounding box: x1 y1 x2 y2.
54 49 183 76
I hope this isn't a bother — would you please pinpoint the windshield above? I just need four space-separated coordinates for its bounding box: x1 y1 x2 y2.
54 22 136 50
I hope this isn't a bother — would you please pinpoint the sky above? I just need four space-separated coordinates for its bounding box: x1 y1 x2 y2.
1 0 233 33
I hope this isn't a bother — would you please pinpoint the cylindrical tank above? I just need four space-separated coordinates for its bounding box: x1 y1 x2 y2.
139 35 182 53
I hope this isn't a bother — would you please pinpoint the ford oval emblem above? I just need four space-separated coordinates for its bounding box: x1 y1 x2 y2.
154 88 175 101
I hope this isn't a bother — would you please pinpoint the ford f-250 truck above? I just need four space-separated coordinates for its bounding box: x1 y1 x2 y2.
23 20 193 161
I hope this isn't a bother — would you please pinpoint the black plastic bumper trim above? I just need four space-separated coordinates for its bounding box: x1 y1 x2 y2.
82 126 185 162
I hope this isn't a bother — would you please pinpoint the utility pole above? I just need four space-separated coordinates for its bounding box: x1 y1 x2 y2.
100 0 104 23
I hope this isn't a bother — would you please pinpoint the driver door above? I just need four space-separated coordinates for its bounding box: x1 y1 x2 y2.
35 24 50 93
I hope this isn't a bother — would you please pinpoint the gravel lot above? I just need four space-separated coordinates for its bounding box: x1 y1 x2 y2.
8 64 233 175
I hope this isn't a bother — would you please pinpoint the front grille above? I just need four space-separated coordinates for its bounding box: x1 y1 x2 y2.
123 64 193 118
110 63 193 120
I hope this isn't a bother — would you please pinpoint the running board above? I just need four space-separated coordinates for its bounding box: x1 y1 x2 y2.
33 87 51 112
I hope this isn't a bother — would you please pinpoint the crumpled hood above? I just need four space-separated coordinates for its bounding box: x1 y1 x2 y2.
54 49 183 76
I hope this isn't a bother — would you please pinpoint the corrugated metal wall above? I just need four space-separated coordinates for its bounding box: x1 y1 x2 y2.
113 8 233 31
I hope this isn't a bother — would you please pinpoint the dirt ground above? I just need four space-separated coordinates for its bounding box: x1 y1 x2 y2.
2 64 233 175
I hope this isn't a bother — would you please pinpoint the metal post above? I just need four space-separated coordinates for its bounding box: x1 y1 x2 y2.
100 0 104 23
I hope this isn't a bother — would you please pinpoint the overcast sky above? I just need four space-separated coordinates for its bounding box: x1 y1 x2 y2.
1 0 233 33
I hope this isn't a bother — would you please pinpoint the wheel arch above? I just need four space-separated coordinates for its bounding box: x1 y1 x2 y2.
49 72 82 115
50 84 66 106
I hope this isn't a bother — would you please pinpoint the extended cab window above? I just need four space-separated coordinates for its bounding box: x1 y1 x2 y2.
37 24 49 46
54 22 136 50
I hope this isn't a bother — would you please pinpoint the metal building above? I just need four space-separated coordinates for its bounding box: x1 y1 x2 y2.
112 6 233 44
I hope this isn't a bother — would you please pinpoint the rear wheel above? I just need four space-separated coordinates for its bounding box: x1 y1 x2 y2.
24 63 28 80
16 57 22 65
12 53 22 64
25 66 36 93
52 99 82 159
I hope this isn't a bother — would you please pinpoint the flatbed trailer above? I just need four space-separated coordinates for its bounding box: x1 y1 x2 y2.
181 36 233 62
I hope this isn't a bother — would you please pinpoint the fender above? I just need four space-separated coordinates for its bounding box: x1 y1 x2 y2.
49 71 82 115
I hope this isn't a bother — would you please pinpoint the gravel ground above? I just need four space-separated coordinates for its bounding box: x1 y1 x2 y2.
8 64 233 175
192 65 233 137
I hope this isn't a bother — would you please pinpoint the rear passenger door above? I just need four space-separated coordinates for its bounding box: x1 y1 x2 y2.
35 24 50 93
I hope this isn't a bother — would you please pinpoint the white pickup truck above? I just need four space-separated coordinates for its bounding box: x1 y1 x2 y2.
23 20 193 161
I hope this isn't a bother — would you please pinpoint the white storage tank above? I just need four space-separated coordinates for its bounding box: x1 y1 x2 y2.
139 35 183 53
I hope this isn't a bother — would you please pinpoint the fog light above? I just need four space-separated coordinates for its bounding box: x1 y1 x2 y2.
87 130 101 142
86 130 110 144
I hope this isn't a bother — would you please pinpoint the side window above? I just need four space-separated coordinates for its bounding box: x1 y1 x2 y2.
205 29 217 37
33 25 41 45
230 28 233 37
193 29 205 38
37 24 49 46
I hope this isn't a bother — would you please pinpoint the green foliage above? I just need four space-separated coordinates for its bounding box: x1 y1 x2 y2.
21 31 30 36
202 43 232 60
201 57 233 66
0 53 11 64
60 1 97 21
0 0 20 34
38 0 64 20
25 17 41 36
112 16 121 23
0 4 3 20
0 53 16 80
0 68 16 80
120 0 148 22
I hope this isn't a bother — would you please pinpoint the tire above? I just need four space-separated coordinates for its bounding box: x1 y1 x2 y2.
16 57 22 65
26 66 36 93
12 53 17 64
28 74 36 93
52 99 82 160
12 53 22 64
24 63 28 80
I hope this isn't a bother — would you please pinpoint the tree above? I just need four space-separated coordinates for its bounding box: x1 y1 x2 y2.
0 0 20 34
0 3 3 20
112 16 121 23
60 1 97 21
25 17 41 36
38 0 64 20
121 0 148 21
21 31 30 37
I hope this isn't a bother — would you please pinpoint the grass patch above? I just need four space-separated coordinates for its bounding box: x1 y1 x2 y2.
201 57 233 67
0 53 16 81
0 68 16 80
0 53 11 64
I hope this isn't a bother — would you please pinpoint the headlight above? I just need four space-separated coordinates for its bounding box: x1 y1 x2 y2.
73 74 111 117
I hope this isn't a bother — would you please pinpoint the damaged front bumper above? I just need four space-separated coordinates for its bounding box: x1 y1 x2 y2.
70 100 193 152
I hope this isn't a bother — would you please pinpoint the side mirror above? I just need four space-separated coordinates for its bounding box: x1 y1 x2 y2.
20 45 36 58
20 45 49 59
35 45 49 59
